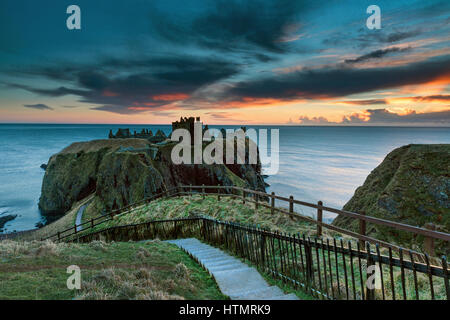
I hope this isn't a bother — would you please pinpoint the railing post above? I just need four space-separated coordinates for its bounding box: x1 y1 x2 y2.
260 232 266 268
57 232 61 241
289 195 294 220
365 242 376 300
91 218 94 228
305 239 314 292
271 192 275 215
189 184 192 198
202 184 205 199
242 188 246 204
254 193 258 213
424 223 436 256
317 201 323 237
217 186 221 201
74 224 77 234
359 211 366 249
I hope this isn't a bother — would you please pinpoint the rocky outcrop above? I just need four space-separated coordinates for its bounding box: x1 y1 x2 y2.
0 214 17 232
332 144 449 256
39 138 265 221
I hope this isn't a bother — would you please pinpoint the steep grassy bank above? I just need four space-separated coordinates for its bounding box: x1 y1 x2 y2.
72 195 325 239
0 240 227 300
333 144 449 256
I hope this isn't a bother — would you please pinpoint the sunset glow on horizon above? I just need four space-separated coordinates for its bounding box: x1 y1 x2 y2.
0 0 449 126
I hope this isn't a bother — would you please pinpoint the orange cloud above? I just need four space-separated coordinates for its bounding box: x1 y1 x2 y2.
127 106 152 111
153 93 190 101
102 90 119 97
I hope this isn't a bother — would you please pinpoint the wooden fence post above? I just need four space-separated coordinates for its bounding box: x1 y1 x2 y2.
359 211 366 249
424 223 436 257
91 219 94 228
317 201 323 237
74 224 77 234
57 232 61 241
242 188 245 204
217 186 221 201
255 193 258 213
271 192 275 215
289 196 294 220
202 184 205 199
189 184 192 198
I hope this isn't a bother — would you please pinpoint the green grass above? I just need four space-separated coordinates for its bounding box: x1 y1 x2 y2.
0 240 227 300
75 195 325 239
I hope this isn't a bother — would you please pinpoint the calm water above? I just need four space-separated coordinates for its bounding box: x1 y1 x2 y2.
0 124 449 232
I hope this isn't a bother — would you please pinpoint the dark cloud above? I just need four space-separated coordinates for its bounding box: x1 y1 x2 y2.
385 30 422 43
344 47 411 64
23 104 53 110
10 84 88 97
297 109 450 125
408 95 450 102
342 109 450 124
7 55 240 114
206 112 237 120
227 56 450 100
324 28 422 50
149 0 309 53
342 99 387 105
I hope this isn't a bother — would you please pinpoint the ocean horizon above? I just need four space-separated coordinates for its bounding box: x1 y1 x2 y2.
0 123 449 233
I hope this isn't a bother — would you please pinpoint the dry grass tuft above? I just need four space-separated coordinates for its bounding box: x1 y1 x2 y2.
76 267 185 300
0 240 64 258
174 263 190 280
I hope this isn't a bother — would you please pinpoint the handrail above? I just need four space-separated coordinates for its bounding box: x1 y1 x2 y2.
26 184 449 257
184 185 450 243
68 215 450 300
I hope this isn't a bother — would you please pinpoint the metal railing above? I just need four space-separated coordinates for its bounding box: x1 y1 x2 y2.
69 216 450 300
38 184 449 258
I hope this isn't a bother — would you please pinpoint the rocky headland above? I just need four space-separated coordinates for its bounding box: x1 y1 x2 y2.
38 135 265 222
333 144 449 255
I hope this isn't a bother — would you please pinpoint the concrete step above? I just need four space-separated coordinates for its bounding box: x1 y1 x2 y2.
166 238 299 300
230 286 285 300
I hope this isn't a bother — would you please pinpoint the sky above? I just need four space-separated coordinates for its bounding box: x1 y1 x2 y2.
0 0 449 125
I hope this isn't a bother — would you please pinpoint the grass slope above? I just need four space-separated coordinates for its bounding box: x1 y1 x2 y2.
77 195 324 238
0 240 227 300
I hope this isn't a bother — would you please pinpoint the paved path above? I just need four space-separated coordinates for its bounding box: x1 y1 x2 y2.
166 238 299 300
75 204 87 231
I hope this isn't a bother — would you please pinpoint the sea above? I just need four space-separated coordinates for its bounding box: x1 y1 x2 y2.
0 124 449 232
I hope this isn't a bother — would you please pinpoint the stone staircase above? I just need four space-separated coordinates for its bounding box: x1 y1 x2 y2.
166 238 299 300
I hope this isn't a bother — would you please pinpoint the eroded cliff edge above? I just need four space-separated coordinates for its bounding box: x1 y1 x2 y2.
39 138 265 222
333 144 449 255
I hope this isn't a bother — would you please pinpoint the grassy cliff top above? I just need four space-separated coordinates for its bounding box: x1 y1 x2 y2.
58 138 152 154
0 239 226 300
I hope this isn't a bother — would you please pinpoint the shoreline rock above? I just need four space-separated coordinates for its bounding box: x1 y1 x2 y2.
0 214 17 232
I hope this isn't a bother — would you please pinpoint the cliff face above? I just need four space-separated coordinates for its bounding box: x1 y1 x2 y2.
39 138 265 220
333 144 449 255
